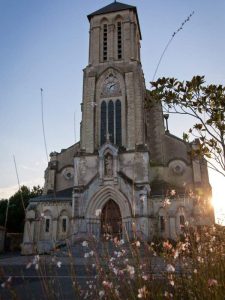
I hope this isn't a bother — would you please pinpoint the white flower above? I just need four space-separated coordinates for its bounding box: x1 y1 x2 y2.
57 261 62 268
142 275 148 281
102 281 113 288
7 277 12 283
82 241 88 247
174 250 179 259
84 253 89 258
126 265 135 276
99 290 105 298
1 282 6 288
136 241 141 247
163 198 171 207
166 264 175 273
119 239 125 245
170 189 176 196
41 213 45 217
169 280 175 286
193 269 197 274
89 251 94 256
138 286 148 298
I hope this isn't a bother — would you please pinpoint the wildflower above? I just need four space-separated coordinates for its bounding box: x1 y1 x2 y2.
163 198 171 207
208 279 218 287
99 290 105 298
170 189 176 196
57 261 62 268
84 253 89 258
169 280 175 286
165 291 173 298
126 265 135 277
89 250 94 256
166 264 175 273
142 275 148 281
102 281 113 288
135 241 141 247
197 256 204 263
138 285 148 298
173 250 179 259
82 241 88 247
163 241 173 250
193 269 197 274
119 239 125 245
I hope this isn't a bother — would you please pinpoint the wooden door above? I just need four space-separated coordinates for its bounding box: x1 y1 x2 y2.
101 200 122 239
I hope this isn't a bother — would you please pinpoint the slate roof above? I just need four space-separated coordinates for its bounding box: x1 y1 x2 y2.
30 188 73 203
87 1 142 39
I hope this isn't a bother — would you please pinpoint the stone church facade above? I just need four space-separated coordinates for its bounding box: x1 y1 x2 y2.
22 2 214 254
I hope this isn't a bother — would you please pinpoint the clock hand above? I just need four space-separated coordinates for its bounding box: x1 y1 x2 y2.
109 83 116 89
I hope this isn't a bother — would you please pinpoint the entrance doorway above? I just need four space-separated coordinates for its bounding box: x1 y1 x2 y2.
101 200 122 239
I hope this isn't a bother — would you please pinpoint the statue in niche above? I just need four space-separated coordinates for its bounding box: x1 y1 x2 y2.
104 154 113 177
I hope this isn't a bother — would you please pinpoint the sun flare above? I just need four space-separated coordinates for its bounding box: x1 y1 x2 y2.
210 172 225 225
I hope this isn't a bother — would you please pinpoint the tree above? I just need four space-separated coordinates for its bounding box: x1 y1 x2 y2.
0 185 43 232
147 76 225 177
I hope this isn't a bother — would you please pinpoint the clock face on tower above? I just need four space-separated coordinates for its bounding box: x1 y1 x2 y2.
101 73 121 97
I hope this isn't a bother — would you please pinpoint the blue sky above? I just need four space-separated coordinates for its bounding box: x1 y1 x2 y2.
0 0 224 221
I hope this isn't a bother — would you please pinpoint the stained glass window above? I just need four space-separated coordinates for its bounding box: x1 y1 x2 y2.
108 100 114 143
116 100 122 146
101 101 107 145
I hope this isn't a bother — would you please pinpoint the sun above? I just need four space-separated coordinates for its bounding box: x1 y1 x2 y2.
209 171 225 225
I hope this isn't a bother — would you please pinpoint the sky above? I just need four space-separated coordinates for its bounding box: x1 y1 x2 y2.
0 0 224 223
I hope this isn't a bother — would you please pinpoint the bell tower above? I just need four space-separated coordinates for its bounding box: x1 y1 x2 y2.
81 1 146 153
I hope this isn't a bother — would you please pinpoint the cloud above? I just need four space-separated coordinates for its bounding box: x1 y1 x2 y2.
0 177 44 200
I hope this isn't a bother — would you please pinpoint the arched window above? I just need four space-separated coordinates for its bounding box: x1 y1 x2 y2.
108 100 114 143
103 24 108 61
100 99 122 146
101 101 107 145
115 100 122 145
117 22 122 59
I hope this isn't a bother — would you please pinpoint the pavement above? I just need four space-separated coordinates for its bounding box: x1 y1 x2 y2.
0 242 172 300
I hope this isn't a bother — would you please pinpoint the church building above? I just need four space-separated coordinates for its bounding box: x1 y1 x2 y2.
22 1 214 254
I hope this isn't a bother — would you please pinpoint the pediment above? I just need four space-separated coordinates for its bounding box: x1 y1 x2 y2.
98 142 118 158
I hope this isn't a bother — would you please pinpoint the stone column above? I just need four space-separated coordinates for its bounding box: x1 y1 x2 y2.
84 77 96 153
134 72 144 145
90 26 100 65
123 20 131 61
52 218 58 242
125 72 135 150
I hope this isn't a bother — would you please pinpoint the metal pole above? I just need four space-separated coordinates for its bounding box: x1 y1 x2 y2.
3 199 9 251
